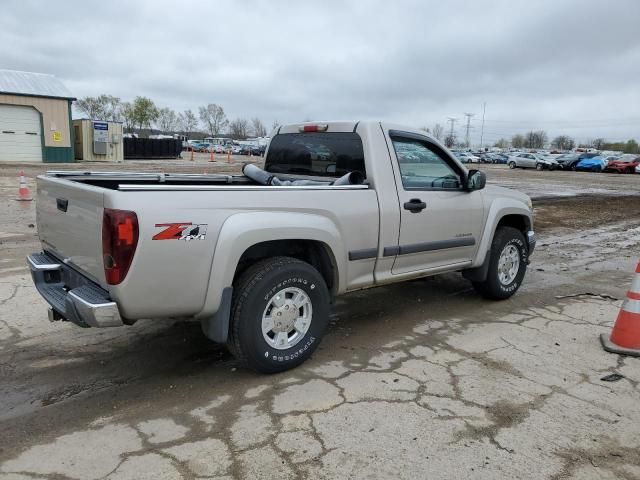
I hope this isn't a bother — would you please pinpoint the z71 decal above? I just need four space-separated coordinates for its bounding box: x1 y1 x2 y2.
153 223 208 241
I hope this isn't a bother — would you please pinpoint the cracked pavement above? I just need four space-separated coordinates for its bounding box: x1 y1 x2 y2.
1 166 640 479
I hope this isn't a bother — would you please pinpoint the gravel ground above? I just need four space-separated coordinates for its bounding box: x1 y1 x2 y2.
0 161 639 479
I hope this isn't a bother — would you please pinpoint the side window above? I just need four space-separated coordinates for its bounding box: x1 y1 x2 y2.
391 137 461 190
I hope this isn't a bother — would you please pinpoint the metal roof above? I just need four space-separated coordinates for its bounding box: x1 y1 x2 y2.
0 69 75 100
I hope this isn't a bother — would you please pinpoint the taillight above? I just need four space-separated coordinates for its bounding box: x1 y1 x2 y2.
102 208 139 285
299 124 328 132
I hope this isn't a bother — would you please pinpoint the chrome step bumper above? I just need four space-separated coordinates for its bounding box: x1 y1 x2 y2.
27 252 123 328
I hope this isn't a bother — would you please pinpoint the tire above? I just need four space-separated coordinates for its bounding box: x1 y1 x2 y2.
227 256 330 373
571 164 577 171
508 161 516 169
535 163 544 171
472 227 528 300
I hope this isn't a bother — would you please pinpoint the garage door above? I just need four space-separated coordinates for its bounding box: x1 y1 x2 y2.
0 105 42 162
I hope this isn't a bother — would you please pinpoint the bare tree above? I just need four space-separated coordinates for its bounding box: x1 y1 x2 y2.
591 138 605 150
157 108 178 133
102 95 122 122
523 130 548 149
494 138 509 149
511 134 525 149
76 96 106 119
178 110 198 138
271 120 280 132
229 118 249 138
444 133 456 148
420 126 430 133
432 123 445 141
199 104 228 137
76 94 121 121
251 118 267 137
551 135 575 151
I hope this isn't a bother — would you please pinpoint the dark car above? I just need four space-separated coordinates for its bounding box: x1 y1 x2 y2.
556 152 598 170
489 153 509 164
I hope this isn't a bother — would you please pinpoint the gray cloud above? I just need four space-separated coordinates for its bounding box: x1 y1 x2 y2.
2 0 639 143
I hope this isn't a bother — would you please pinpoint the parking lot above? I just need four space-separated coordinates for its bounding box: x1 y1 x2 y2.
1 162 639 479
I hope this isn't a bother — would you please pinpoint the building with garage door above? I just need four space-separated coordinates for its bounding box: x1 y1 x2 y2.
0 69 75 163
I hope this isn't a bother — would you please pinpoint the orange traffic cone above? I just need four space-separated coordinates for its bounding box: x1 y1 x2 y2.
601 260 640 357
16 171 33 201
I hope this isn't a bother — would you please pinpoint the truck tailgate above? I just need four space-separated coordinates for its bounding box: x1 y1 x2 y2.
36 176 105 285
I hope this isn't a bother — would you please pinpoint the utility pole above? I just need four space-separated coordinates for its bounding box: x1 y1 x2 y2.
480 102 486 150
463 113 474 149
447 117 456 137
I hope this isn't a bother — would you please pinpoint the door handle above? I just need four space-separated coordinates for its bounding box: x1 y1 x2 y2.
403 198 427 213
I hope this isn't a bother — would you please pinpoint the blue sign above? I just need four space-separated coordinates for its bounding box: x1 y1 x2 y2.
93 122 108 131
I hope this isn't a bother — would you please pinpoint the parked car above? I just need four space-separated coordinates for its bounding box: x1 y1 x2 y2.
27 120 534 373
508 153 558 170
455 152 480 163
575 155 608 172
604 155 639 174
489 153 509 164
558 152 599 170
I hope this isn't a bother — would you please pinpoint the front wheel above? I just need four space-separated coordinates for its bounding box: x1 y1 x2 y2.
536 163 544 171
508 161 516 169
228 256 330 373
472 227 528 300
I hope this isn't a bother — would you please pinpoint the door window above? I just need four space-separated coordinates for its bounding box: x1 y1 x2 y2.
391 137 461 190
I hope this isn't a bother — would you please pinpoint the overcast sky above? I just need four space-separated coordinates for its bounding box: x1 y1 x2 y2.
2 0 640 144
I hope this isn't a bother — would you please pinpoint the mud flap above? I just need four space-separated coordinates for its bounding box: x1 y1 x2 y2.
201 287 233 343
462 250 491 282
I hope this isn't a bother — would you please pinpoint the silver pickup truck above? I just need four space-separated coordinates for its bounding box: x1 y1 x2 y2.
28 121 535 373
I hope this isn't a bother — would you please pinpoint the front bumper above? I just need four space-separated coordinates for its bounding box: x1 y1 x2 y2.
27 252 123 328
527 230 536 256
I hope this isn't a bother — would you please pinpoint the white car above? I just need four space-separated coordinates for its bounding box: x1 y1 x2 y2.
456 152 480 163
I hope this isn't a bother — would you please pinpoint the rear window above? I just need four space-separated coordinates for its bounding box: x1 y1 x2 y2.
265 132 366 178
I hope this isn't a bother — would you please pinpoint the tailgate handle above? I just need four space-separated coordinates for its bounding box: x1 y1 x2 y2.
56 198 68 213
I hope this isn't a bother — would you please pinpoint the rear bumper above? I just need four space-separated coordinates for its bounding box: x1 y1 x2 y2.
27 252 124 328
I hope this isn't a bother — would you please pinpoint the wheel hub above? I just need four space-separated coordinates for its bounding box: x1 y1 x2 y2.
262 287 313 350
498 244 520 286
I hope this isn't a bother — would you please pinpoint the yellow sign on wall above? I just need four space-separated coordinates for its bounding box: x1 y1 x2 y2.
52 131 62 142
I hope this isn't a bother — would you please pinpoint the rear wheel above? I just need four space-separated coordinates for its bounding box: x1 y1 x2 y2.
227 256 330 373
472 227 528 300
535 163 544 171
508 161 516 169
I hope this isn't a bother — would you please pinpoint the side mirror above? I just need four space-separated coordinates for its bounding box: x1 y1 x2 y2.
466 169 486 191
